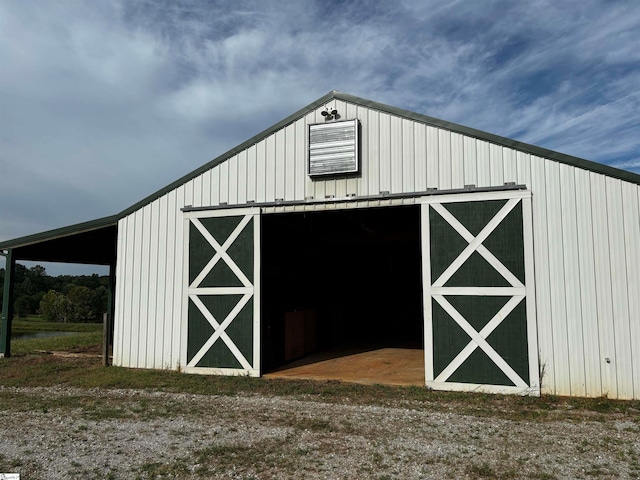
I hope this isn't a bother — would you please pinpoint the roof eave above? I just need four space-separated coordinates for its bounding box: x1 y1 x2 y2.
0 214 119 251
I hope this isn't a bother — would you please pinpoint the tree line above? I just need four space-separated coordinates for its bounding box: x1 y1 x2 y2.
0 265 108 323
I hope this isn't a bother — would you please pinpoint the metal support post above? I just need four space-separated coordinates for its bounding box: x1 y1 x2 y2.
1 249 16 358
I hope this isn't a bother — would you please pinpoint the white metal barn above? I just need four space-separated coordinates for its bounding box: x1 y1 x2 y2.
1 91 639 399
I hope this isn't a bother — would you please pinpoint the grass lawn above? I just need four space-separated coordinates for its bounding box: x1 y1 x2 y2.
7 316 103 355
2 329 639 480
2 357 639 480
1 331 639 420
11 315 103 333
10 331 104 355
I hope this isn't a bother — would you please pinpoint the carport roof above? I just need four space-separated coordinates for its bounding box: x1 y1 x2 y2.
0 214 118 265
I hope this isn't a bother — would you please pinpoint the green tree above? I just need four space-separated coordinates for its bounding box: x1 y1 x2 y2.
21 265 50 295
91 285 109 318
3 264 52 317
4 266 107 323
13 264 28 285
14 296 30 318
40 290 72 323
67 286 95 322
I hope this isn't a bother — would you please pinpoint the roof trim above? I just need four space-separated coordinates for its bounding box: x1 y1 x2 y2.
0 214 119 251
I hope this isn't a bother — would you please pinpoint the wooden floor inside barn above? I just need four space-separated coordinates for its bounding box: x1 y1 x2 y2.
264 346 425 386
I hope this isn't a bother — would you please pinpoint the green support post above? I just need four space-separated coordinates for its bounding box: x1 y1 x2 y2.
103 261 116 367
1 249 16 358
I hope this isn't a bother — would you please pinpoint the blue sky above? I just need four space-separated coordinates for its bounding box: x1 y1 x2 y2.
1 0 639 275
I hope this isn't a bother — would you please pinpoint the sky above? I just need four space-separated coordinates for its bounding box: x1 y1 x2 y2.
1 0 639 275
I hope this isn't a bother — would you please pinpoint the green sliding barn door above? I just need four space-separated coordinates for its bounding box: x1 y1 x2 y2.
421 191 539 395
183 208 260 376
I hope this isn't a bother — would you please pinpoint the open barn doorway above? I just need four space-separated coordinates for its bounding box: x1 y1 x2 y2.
261 204 424 385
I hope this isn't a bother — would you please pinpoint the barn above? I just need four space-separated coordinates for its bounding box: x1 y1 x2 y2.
1 91 639 399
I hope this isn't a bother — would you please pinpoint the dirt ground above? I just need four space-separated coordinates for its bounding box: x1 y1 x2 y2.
1 384 639 479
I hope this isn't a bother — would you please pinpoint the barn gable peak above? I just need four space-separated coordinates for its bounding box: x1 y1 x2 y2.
119 90 638 219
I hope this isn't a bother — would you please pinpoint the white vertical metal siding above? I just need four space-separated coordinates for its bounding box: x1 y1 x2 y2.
113 99 639 399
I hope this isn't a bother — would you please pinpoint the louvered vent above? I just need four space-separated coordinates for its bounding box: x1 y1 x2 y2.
308 119 359 177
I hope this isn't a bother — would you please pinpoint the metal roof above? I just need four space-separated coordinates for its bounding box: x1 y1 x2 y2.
0 215 118 264
1 90 638 258
117 90 640 219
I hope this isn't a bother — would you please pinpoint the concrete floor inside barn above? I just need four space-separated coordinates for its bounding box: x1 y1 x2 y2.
263 345 425 386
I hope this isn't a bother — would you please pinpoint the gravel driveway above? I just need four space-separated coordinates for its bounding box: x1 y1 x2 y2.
0 385 639 479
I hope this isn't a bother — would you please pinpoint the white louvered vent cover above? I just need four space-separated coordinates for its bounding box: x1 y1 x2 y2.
308 119 359 177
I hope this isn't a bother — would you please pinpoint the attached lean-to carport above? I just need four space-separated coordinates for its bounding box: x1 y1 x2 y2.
0 215 118 357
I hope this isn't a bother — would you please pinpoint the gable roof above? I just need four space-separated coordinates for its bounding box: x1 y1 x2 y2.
119 90 640 219
1 90 638 254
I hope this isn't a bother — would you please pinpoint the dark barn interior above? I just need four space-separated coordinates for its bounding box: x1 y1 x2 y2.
261 205 423 375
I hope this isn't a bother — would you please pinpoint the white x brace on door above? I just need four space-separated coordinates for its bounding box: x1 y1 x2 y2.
182 208 260 376
421 190 539 395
